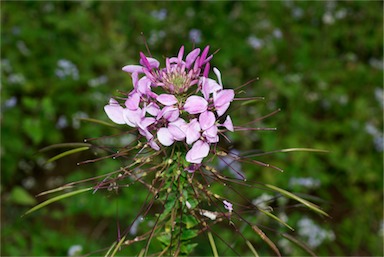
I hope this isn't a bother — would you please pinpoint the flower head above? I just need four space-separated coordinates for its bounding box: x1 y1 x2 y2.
104 46 235 164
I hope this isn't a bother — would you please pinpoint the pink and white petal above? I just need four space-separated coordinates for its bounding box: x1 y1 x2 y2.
177 45 185 61
160 106 179 122
222 115 234 132
123 108 142 127
185 48 201 68
199 111 216 130
186 140 210 164
183 95 208 114
213 67 223 87
214 89 234 108
168 123 186 141
148 140 160 151
202 78 222 100
186 119 201 145
137 77 151 95
125 92 140 110
157 127 175 146
146 102 160 116
139 117 155 130
146 57 160 69
104 101 125 124
156 94 178 106
122 65 143 73
216 102 230 117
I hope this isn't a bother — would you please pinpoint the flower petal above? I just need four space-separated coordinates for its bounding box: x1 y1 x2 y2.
122 65 143 73
157 94 178 106
185 48 201 68
186 140 210 164
222 115 234 132
125 92 140 110
104 99 125 124
216 102 230 117
223 200 233 212
183 95 208 114
203 126 219 143
157 127 174 146
199 111 216 131
168 123 186 141
214 89 234 108
186 118 201 144
202 77 222 100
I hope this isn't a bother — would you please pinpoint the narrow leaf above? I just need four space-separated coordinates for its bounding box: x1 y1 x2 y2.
47 146 89 163
36 185 74 196
282 233 317 257
108 235 126 257
23 187 92 216
258 208 294 231
246 240 259 257
252 225 281 257
79 117 120 128
207 232 219 257
266 184 329 217
39 143 91 153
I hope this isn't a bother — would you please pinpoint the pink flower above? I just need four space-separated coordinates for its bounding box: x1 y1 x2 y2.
105 46 236 164
223 200 233 212
186 140 210 164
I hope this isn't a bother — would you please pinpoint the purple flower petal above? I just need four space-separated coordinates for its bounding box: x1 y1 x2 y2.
157 106 179 122
104 99 125 124
186 140 210 164
186 118 201 144
183 95 208 114
222 115 234 132
139 53 159 69
157 127 174 146
223 200 233 212
214 89 234 108
216 102 230 117
202 78 222 100
123 108 143 127
125 93 140 110
185 48 201 68
199 111 215 130
213 67 223 87
146 102 160 116
177 45 185 61
148 140 160 151
157 94 178 106
168 123 185 141
137 77 151 95
122 65 143 73
203 126 219 143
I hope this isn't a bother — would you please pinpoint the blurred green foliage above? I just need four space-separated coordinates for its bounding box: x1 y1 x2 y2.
1 1 382 256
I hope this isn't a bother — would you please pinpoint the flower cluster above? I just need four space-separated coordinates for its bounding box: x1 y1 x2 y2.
104 46 234 164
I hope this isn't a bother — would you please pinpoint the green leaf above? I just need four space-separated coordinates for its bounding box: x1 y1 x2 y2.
258 208 294 231
181 229 198 241
47 146 90 163
23 187 92 216
10 186 37 206
182 215 198 229
157 234 171 246
180 243 198 255
266 184 329 217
